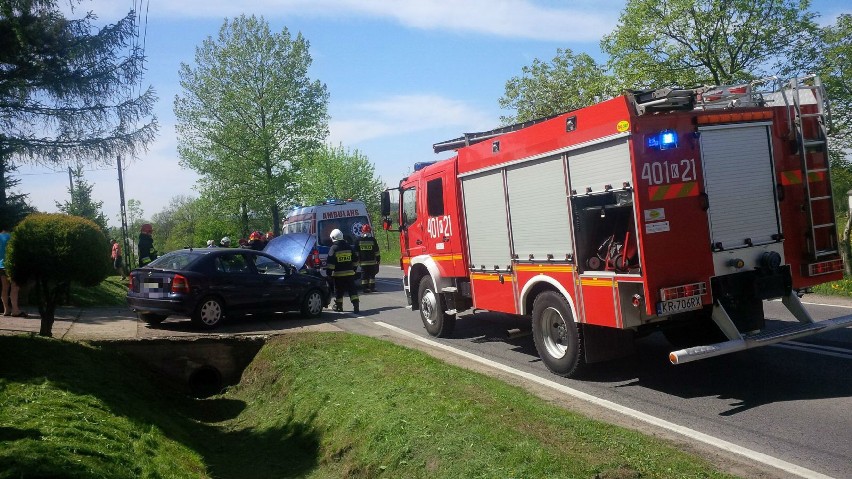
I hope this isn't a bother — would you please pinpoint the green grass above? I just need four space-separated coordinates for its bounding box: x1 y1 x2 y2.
68 276 129 307
811 277 852 297
23 276 129 310
1 333 740 479
376 230 400 267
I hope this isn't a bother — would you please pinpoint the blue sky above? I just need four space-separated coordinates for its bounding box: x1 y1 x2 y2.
17 0 850 224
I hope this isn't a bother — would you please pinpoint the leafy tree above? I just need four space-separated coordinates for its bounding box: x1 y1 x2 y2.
297 144 384 219
6 213 110 336
0 156 36 227
0 0 157 168
818 14 852 162
151 195 201 251
55 164 108 233
600 0 820 89
499 48 617 124
175 14 329 237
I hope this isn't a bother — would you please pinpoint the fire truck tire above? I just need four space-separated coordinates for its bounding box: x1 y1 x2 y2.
418 277 456 337
531 291 585 377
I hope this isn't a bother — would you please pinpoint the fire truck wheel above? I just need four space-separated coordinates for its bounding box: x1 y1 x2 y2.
531 291 585 377
418 276 456 337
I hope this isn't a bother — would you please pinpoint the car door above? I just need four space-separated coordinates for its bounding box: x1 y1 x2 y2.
211 252 265 314
253 253 301 312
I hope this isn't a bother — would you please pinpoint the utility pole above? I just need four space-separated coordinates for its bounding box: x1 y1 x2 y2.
68 166 73 194
117 155 134 269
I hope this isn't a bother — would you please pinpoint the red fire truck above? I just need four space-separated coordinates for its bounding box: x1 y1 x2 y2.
381 75 852 377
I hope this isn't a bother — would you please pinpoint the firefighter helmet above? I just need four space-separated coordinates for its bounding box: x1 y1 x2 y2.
330 229 344 242
220 236 231 246
249 231 262 241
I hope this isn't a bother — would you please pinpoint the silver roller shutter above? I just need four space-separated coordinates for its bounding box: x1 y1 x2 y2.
462 171 511 270
700 124 780 250
506 156 572 260
568 138 631 193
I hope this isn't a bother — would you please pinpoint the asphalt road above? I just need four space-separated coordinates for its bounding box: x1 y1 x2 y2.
344 266 852 479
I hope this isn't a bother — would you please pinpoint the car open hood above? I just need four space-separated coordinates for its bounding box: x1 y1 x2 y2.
264 233 315 267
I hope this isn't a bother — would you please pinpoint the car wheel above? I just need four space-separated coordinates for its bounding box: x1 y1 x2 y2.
138 312 167 324
192 296 225 329
531 291 585 377
300 289 324 318
418 276 455 337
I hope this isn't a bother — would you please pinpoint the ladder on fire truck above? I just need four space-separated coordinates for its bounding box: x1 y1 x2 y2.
782 75 838 260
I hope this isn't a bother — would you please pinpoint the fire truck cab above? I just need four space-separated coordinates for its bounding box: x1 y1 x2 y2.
382 76 852 377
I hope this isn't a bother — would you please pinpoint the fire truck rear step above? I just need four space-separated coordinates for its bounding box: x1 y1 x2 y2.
669 293 845 363
669 312 852 365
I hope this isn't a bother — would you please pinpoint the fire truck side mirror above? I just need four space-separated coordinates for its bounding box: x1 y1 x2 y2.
380 191 391 216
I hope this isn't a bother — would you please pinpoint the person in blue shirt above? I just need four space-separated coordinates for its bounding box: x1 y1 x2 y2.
0 226 27 317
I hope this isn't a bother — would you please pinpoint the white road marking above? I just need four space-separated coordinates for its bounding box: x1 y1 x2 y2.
783 340 852 354
375 321 836 479
771 342 852 360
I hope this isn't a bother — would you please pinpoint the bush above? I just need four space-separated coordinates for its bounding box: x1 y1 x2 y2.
6 213 111 336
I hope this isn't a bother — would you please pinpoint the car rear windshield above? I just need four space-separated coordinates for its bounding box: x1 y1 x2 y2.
318 216 369 246
147 251 201 270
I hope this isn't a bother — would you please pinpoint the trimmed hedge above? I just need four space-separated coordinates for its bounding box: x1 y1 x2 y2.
7 213 111 286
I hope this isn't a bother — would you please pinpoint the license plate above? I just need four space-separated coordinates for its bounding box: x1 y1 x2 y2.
656 296 702 316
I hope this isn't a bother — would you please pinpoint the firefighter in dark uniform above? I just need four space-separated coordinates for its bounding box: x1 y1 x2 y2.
326 228 359 313
138 223 157 267
355 224 380 292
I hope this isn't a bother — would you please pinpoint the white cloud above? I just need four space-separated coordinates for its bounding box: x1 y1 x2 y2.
72 0 619 42
330 94 494 145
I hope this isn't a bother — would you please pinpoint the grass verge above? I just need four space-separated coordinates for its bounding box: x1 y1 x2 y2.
1 332 739 478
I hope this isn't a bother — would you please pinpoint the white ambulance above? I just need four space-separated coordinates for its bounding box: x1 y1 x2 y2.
281 199 372 267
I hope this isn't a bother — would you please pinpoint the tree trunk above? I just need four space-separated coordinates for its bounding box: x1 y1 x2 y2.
36 279 60 337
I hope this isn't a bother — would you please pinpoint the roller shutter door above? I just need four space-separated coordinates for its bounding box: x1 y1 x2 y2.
699 124 780 250
462 172 511 270
506 156 573 260
568 139 631 194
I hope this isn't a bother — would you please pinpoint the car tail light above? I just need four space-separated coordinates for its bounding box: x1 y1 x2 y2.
171 274 190 293
129 275 135 291
311 248 321 267
660 282 706 301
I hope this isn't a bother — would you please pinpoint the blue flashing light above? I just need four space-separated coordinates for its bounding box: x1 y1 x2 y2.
414 161 437 172
647 130 678 150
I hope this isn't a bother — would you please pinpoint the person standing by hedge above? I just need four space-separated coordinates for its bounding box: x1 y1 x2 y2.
138 223 157 267
110 239 126 279
0 226 27 317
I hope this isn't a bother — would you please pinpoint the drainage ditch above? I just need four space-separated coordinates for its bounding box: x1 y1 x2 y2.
94 336 267 398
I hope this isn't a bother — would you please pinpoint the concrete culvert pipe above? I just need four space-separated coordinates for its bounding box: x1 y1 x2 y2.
188 365 223 398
